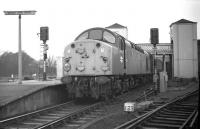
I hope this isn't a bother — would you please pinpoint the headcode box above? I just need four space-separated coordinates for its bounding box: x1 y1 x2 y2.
124 102 136 112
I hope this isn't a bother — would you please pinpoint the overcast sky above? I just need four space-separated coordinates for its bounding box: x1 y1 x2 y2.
0 0 199 60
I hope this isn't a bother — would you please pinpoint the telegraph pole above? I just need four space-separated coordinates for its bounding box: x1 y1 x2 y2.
18 14 22 84
4 10 36 84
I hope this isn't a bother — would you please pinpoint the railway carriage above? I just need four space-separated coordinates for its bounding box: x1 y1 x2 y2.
62 27 152 99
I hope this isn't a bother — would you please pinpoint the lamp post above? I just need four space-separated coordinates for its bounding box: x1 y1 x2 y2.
4 10 36 84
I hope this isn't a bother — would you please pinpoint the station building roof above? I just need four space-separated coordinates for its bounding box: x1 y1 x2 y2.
106 23 127 28
136 43 173 55
170 19 197 27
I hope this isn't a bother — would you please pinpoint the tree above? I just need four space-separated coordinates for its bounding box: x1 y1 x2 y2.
0 51 38 77
46 56 56 76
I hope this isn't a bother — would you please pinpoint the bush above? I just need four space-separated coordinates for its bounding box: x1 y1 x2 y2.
24 76 34 80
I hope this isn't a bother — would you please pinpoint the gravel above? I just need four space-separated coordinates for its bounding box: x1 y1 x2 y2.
84 81 199 129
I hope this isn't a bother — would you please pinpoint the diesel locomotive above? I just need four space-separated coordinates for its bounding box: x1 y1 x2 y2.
61 27 153 99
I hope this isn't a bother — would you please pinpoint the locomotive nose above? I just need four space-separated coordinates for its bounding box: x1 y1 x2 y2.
64 40 112 75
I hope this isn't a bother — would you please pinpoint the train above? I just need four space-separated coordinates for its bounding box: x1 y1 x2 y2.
61 27 153 99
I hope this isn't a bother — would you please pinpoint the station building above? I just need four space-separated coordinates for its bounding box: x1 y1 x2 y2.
170 19 198 79
106 23 128 39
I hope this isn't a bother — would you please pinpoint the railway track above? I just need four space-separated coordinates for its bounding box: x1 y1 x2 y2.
55 88 158 129
114 89 199 129
0 86 156 129
0 100 104 129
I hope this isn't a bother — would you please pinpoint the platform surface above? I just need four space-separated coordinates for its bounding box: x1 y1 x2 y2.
0 80 62 106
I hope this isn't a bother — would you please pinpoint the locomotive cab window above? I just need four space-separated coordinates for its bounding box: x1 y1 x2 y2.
103 31 115 43
76 28 116 44
89 29 103 40
77 32 88 40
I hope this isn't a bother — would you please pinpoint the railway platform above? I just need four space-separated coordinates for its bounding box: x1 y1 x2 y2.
0 79 68 119
0 80 62 106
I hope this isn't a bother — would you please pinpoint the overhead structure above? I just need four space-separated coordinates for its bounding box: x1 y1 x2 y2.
4 10 36 84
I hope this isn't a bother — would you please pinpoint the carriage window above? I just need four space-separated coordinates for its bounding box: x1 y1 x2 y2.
89 30 102 40
103 31 115 43
77 32 88 40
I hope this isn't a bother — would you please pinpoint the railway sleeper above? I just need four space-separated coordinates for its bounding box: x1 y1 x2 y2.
71 119 87 124
38 115 60 119
141 121 181 129
46 113 65 117
170 104 196 110
148 117 184 125
25 118 49 124
156 113 189 119
21 121 44 126
158 110 192 116
157 113 190 119
177 103 198 108
32 118 52 122
152 116 186 122
162 108 193 114
63 122 80 127
167 107 195 112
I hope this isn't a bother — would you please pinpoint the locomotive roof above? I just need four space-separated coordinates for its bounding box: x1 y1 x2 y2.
75 27 118 41
75 27 147 54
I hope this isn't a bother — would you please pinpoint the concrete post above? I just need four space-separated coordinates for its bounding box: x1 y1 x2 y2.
18 14 22 84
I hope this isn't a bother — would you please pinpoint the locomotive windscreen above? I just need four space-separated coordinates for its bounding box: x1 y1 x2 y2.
89 30 102 40
77 32 88 40
76 28 116 44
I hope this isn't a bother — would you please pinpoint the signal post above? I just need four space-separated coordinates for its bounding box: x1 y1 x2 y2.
40 27 49 81
150 28 159 94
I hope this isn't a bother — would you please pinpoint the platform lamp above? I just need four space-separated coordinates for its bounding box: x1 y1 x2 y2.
4 10 36 84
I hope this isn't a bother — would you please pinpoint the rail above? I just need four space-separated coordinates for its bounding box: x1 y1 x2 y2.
35 102 104 129
0 101 74 127
114 89 198 129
